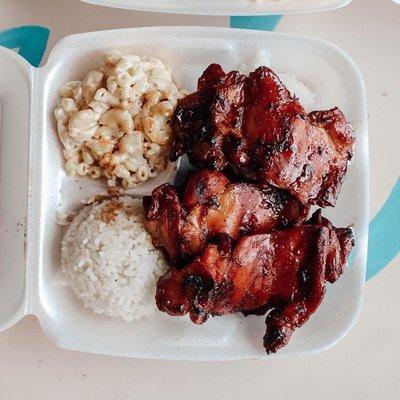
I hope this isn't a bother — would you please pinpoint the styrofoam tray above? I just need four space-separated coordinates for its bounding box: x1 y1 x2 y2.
0 27 368 360
81 0 352 15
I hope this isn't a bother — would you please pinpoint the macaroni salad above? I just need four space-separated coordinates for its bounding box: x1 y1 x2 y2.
54 51 186 188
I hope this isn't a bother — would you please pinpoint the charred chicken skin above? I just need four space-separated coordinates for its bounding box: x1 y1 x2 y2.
172 64 355 207
155 211 354 353
143 170 309 264
306 209 354 283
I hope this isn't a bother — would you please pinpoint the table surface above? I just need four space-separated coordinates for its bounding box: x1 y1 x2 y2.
0 0 399 399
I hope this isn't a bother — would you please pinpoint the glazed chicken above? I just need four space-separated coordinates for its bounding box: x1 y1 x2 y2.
156 211 354 353
306 209 354 283
172 64 355 207
143 170 309 264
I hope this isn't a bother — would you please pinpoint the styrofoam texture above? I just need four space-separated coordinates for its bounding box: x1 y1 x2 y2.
81 0 352 15
0 48 32 332
0 27 368 360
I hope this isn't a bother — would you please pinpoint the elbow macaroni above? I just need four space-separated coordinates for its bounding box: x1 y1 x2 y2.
54 51 187 189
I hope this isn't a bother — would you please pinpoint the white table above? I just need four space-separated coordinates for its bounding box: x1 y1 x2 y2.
0 0 399 398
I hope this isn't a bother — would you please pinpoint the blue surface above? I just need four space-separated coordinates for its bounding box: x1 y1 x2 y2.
367 179 400 280
0 25 49 67
230 15 282 31
1 25 398 281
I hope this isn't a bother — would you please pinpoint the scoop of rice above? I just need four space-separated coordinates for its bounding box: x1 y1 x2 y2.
59 196 168 321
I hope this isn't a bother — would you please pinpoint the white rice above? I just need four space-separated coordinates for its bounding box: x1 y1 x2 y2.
278 73 316 110
59 196 168 321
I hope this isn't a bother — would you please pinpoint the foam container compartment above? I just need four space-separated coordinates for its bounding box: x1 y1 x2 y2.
0 27 368 360
81 0 352 15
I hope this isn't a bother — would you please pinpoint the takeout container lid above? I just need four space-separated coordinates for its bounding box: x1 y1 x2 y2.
0 27 368 360
80 0 352 16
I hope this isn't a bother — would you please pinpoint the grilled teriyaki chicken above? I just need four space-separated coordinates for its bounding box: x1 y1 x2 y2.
156 211 354 354
172 64 355 207
143 170 309 265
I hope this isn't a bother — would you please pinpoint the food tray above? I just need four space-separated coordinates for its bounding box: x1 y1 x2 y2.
0 27 368 360
81 0 352 15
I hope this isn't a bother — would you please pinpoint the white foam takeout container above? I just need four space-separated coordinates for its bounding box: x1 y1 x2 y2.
0 27 368 360
81 0 352 15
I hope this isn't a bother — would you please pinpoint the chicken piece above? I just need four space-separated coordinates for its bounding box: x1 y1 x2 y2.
245 67 355 206
156 211 354 353
172 65 246 171
143 170 309 264
306 209 354 283
172 64 355 207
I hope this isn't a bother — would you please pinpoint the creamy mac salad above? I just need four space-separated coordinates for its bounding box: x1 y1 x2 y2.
54 51 186 188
